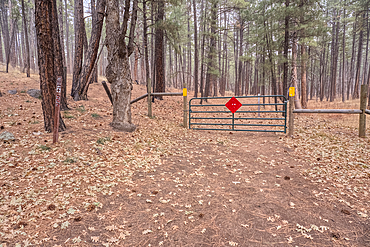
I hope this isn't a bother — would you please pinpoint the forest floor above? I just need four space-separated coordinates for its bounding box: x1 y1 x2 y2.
0 67 370 247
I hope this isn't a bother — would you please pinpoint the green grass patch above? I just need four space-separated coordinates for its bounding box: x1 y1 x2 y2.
97 136 111 145
20 90 26 93
63 111 74 119
77 105 86 113
38 145 51 151
91 113 100 118
63 157 77 164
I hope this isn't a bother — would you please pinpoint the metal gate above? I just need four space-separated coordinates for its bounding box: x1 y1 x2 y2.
189 95 287 133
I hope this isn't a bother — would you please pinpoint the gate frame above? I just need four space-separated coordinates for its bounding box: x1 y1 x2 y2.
189 95 288 133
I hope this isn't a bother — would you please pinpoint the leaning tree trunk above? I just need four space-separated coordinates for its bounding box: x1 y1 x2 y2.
35 0 66 132
72 0 106 100
105 0 137 132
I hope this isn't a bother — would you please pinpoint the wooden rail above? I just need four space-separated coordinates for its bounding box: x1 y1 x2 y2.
152 92 183 96
130 93 148 104
293 109 362 114
129 92 183 104
289 84 368 138
103 84 187 128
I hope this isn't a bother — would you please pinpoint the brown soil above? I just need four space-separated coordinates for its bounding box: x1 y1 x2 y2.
0 67 369 246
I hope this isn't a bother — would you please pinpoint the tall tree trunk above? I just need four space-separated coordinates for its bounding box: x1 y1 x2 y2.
329 10 336 102
21 0 30 77
58 0 65 68
205 0 217 100
35 0 66 132
64 0 71 73
199 0 206 99
0 26 3 63
71 0 84 98
155 0 165 99
310 48 314 100
348 17 357 100
106 0 137 132
73 0 106 100
301 44 307 108
0 0 10 65
265 20 277 106
51 0 68 110
342 7 346 102
291 32 302 109
353 12 364 99
234 23 239 96
362 7 369 89
237 19 243 96
193 0 198 97
282 0 290 98
6 20 16 73
143 0 150 92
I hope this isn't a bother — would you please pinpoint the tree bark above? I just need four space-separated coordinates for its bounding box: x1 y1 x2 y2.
71 0 84 99
348 17 357 100
51 0 68 110
205 0 217 99
0 25 3 63
0 0 10 64
353 12 364 99
35 0 66 132
282 0 290 98
64 0 71 74
301 45 307 108
5 19 16 73
105 0 137 132
342 8 346 102
291 32 302 109
143 0 150 92
72 0 106 100
237 18 243 96
193 0 198 97
154 0 165 99
21 0 30 77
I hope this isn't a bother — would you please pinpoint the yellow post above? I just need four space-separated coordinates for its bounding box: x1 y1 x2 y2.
288 87 295 137
183 84 187 128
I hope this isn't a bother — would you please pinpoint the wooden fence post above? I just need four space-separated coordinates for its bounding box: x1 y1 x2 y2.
53 76 62 143
359 84 368 137
183 83 188 128
102 81 113 105
288 96 294 136
147 78 152 118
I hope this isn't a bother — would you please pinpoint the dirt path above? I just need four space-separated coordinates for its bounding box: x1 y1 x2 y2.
33 130 368 247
